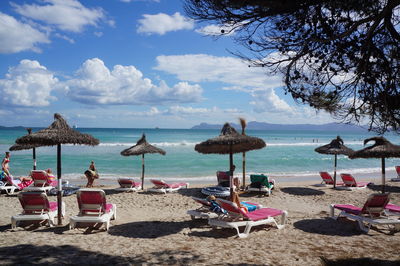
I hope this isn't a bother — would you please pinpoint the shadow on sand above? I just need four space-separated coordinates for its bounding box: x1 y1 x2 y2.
280 187 325 196
367 184 400 193
293 218 363 236
109 220 191 239
0 244 203 265
321 257 400 266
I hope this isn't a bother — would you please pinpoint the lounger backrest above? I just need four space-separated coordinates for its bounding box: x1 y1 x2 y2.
77 189 107 215
216 198 245 216
3 174 15 186
216 171 230 186
150 179 167 188
320 172 333 183
361 193 390 217
18 191 50 214
396 166 400 177
118 178 135 187
340 173 356 186
250 174 271 188
31 170 51 187
192 197 210 207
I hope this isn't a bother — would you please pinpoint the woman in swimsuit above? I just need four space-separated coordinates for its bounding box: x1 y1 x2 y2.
1 152 11 176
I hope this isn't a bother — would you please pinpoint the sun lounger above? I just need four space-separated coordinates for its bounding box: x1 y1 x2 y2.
147 179 189 194
385 203 400 217
115 178 141 192
187 197 220 220
0 174 32 195
23 170 57 192
208 198 287 238
11 191 65 229
330 193 400 232
69 189 117 231
187 197 263 220
335 173 370 190
390 166 400 182
319 172 344 186
216 171 230 187
246 174 275 195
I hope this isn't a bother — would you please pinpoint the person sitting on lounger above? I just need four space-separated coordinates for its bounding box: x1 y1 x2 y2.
207 195 227 214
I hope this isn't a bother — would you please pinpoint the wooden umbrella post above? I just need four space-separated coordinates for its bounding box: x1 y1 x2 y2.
141 154 145 190
382 157 385 193
242 152 246 190
33 148 36 170
333 154 337 189
57 144 62 226
229 145 233 201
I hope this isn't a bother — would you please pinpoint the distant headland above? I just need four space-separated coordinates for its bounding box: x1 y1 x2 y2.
191 121 368 132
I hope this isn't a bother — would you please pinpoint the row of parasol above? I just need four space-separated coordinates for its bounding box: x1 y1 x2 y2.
7 113 400 225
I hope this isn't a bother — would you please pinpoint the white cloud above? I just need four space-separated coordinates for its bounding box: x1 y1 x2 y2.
137 12 194 35
0 59 58 107
65 58 203 105
54 33 75 43
12 0 105 32
196 24 236 36
0 12 50 53
154 54 282 88
250 89 294 114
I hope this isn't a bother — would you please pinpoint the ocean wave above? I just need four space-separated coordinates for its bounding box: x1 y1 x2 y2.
96 141 197 147
266 141 362 147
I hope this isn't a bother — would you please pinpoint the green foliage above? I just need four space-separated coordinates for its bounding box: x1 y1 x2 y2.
184 0 400 133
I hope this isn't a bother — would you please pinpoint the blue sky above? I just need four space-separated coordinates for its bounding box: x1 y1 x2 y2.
0 0 336 128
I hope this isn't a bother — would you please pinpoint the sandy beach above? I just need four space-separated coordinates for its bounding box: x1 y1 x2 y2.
1 179 400 265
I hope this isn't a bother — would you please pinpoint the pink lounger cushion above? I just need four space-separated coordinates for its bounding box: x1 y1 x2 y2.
333 204 362 215
386 203 400 213
244 208 283 221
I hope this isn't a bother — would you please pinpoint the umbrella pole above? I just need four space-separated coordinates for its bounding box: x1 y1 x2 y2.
57 144 62 225
382 158 385 193
141 154 145 190
33 147 36 170
242 152 246 190
229 145 233 201
333 154 337 189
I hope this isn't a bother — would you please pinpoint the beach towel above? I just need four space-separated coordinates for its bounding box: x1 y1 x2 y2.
209 200 227 214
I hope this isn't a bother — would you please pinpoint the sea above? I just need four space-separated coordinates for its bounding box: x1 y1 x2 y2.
1 127 400 185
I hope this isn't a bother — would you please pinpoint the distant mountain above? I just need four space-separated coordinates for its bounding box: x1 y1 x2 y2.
0 126 26 130
191 121 368 132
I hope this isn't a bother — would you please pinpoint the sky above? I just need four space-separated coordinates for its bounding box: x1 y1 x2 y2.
0 0 338 128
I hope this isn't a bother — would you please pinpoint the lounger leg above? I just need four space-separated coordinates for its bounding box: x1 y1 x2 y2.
237 224 250 238
357 220 370 233
276 211 288 229
69 221 75 230
11 217 17 229
111 205 117 220
329 204 336 219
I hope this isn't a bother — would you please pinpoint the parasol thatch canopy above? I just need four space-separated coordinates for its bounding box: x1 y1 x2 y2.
195 123 266 154
121 134 166 190
13 113 99 225
349 136 400 193
315 136 354 188
315 136 354 156
195 123 266 199
15 113 99 146
121 134 166 156
349 137 400 159
9 143 41 151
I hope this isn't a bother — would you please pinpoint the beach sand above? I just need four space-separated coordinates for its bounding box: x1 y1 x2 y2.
1 179 400 265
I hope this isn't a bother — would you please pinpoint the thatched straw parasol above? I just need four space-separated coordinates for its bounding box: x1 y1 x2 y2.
10 128 40 170
121 133 166 190
14 113 99 225
195 123 266 199
349 136 400 193
315 136 354 188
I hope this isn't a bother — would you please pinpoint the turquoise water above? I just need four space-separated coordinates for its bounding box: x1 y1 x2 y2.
1 127 400 183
